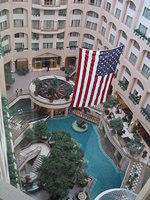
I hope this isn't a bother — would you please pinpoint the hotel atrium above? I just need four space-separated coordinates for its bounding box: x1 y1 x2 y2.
0 0 150 199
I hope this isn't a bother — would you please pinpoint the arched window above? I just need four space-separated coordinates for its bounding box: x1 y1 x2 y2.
84 34 95 40
70 32 79 37
129 1 136 11
87 11 99 18
133 41 140 51
72 9 82 15
122 31 127 40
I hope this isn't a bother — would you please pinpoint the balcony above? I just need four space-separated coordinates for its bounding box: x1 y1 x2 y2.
129 93 141 105
134 29 150 47
118 80 128 91
141 107 150 122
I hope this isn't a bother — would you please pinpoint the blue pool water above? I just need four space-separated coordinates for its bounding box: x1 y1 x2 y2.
47 115 124 200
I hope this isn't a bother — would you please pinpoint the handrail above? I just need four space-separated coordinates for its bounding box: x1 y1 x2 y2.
8 90 29 104
17 146 41 168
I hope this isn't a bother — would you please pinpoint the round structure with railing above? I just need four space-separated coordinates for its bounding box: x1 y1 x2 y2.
29 75 74 111
95 188 137 200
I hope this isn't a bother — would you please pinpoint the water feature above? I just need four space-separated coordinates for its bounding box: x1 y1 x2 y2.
47 114 124 200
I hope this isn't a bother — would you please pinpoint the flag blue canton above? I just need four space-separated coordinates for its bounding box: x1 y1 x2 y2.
96 46 124 76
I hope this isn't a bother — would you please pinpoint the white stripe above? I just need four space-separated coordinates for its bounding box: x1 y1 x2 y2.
102 73 113 103
84 51 100 107
79 50 93 107
73 49 86 107
91 76 102 106
97 75 108 105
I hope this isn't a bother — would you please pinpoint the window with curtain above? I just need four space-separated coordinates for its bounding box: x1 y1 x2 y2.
43 20 54 30
143 7 150 20
129 52 137 66
125 15 133 27
14 19 23 27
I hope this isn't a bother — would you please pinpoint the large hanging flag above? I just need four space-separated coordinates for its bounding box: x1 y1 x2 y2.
71 46 124 107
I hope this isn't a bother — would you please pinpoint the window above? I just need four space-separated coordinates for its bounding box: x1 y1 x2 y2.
74 0 83 3
109 34 115 45
15 43 24 49
32 8 40 16
70 32 79 37
56 42 63 49
112 24 116 30
143 7 150 20
125 15 133 27
32 43 39 50
125 67 131 76
44 10 55 15
0 9 7 16
13 8 23 14
43 34 53 38
71 20 80 27
73 9 82 15
32 33 39 40
84 34 94 40
105 2 111 12
87 11 98 18
58 20 65 29
122 77 129 86
14 19 23 27
145 104 150 113
69 41 77 49
129 2 136 11
44 0 54 5
101 26 106 36
129 52 137 66
57 32 64 39
43 43 53 49
86 21 97 30
137 80 144 90
0 21 8 31
139 23 147 35
82 42 93 49
43 20 54 30
118 0 123 3
15 33 24 38
133 41 140 51
141 64 150 79
122 31 127 40
89 0 101 7
32 20 40 29
115 8 121 19
59 9 66 16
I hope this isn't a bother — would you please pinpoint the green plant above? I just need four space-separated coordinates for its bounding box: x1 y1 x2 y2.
103 95 117 109
38 132 88 199
65 66 75 75
60 66 65 71
25 128 34 141
32 78 41 93
32 120 47 139
2 97 18 187
110 117 124 133
16 66 29 76
4 63 15 89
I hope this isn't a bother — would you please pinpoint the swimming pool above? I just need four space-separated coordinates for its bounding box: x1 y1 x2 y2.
47 114 124 200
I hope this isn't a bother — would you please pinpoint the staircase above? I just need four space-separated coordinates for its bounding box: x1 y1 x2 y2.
31 155 45 175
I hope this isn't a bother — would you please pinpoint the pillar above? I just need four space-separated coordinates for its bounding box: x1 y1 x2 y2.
31 101 34 110
51 109 54 118
65 107 69 117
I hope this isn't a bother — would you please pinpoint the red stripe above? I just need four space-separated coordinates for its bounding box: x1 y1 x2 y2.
76 50 89 107
94 76 104 105
100 74 110 104
88 75 98 106
71 48 82 107
105 73 113 102
82 51 96 107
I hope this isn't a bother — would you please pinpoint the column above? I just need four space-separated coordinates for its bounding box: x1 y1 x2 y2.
31 101 34 109
65 107 69 117
51 109 54 118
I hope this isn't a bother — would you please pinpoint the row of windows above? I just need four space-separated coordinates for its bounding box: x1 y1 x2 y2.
32 42 63 49
32 8 66 16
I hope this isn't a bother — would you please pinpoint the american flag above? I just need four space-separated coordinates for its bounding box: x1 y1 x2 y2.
71 46 124 108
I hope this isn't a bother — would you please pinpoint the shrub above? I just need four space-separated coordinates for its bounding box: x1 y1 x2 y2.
103 95 117 109
4 63 15 89
110 117 124 133
25 128 34 141
16 66 29 76
32 120 47 139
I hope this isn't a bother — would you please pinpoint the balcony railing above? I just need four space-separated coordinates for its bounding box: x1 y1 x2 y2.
129 93 141 105
118 80 128 91
134 29 150 46
141 107 150 122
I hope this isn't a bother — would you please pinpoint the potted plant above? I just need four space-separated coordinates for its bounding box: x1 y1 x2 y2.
110 117 124 135
65 94 70 101
32 78 41 95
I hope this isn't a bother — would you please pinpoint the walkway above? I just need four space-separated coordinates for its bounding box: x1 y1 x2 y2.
7 68 65 99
